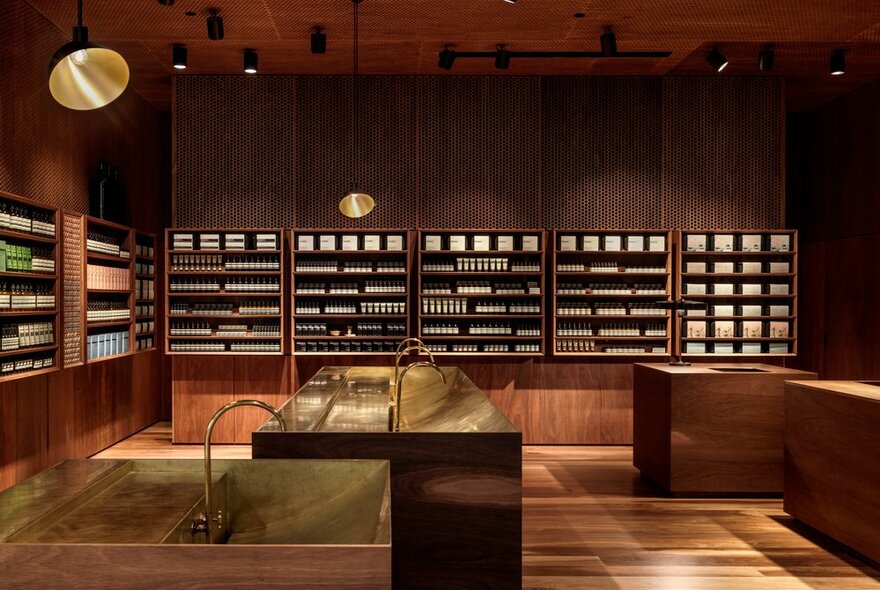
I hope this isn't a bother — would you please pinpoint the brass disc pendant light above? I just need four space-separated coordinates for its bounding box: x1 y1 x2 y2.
339 0 375 219
48 0 130 110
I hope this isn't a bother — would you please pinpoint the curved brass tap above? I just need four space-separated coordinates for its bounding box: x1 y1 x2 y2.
195 399 287 543
393 338 434 396
391 361 446 432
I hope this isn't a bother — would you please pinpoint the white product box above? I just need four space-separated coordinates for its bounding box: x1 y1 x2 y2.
769 262 790 274
224 234 246 250
449 235 467 251
255 234 278 250
740 283 763 295
713 283 735 295
319 235 337 251
741 262 763 273
770 234 791 252
686 320 707 338
741 342 763 354
769 305 790 316
770 321 790 338
713 262 735 274
604 236 622 251
424 235 442 251
769 284 790 294
386 235 404 251
713 234 735 252
714 320 735 338
363 235 381 251
685 342 706 354
297 235 315 251
559 235 577 251
685 309 707 316
714 342 735 354
582 236 600 251
686 234 707 252
741 320 763 338
769 342 790 354
200 233 221 250
685 283 707 295
740 234 762 251
522 236 539 251
473 235 491 251
496 236 514 251
648 236 666 251
741 305 763 316
714 305 735 316
341 235 359 251
686 262 707 274
626 236 645 251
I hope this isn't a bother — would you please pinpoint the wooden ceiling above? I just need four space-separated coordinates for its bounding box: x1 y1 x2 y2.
24 0 880 111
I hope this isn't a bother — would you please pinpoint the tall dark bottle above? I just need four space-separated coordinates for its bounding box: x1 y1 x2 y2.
88 160 110 220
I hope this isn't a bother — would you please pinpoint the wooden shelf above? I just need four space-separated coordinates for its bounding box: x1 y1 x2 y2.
292 335 403 341
555 271 668 277
293 314 405 319
86 251 132 264
293 292 406 298
171 313 281 319
682 273 795 278
86 351 135 364
0 228 56 244
555 250 670 256
681 294 796 299
169 249 281 254
168 270 280 276
420 271 542 277
0 365 59 382
87 288 131 294
168 335 282 340
166 351 282 356
294 249 407 255
419 250 544 255
295 271 406 276
681 250 795 256
0 310 58 317
0 344 58 358
87 319 133 329
292 351 397 356
554 314 668 320
554 352 669 357
682 337 795 342
421 314 543 319
168 291 282 297
418 292 541 298
555 336 669 341
555 293 668 298
419 335 543 340
420 351 544 357
0 271 57 280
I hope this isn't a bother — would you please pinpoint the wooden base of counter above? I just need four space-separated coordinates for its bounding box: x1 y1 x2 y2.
633 363 816 494
785 380 880 566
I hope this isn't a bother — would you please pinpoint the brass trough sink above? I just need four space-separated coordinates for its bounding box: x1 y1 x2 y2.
0 458 391 589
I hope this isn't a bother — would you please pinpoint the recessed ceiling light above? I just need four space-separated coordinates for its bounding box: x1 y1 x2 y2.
758 46 774 71
172 44 187 69
438 47 456 70
495 44 511 69
207 10 224 40
830 49 846 76
311 26 327 54
244 48 258 74
706 47 728 72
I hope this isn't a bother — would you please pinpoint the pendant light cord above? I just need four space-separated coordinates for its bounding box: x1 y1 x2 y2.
77 0 83 28
352 0 360 186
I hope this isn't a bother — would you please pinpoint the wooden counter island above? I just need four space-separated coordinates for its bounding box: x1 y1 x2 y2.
633 363 817 494
785 380 880 566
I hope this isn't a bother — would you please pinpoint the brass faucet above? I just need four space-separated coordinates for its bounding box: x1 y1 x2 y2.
193 399 287 543
393 338 435 386
391 361 446 432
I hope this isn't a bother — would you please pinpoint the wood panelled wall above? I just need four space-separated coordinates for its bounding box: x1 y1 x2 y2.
788 76 880 380
172 74 785 444
0 0 167 491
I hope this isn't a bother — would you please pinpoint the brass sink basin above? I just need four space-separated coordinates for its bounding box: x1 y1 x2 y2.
0 459 391 589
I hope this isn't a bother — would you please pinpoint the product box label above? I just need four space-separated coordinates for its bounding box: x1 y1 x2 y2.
559 235 577 251
686 234 707 252
297 235 315 251
424 235 442 251
648 236 666 251
449 235 467 251
341 235 359 251
319 235 337 250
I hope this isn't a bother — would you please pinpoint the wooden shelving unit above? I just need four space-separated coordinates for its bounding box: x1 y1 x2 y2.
417 230 545 356
291 229 412 355
134 231 156 352
84 216 134 363
676 229 798 357
0 190 60 381
165 228 284 355
551 230 672 357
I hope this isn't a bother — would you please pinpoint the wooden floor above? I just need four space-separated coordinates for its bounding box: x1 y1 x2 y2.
95 423 880 589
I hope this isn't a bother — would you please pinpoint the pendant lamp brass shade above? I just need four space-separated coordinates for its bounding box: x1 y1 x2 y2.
48 1 129 110
339 182 375 218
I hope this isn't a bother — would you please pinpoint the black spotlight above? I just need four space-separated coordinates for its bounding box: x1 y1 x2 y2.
758 45 774 71
172 44 187 70
207 10 224 41
311 27 326 54
706 47 728 72
600 28 617 57
244 48 258 74
495 44 511 69
830 49 846 76
438 47 456 70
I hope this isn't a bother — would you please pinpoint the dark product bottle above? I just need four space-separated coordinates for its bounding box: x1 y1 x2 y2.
89 161 129 224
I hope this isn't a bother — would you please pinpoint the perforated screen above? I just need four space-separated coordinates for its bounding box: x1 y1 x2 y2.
63 213 83 367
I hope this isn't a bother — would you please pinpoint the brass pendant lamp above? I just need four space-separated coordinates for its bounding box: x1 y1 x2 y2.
339 0 375 219
48 0 130 110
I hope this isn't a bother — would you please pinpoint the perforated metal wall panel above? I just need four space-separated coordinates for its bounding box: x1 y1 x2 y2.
63 213 83 367
295 76 417 228
660 77 784 229
174 76 296 228
542 77 663 229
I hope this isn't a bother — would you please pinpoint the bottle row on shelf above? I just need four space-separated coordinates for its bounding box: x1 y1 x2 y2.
294 340 399 354
135 244 155 258
295 281 406 294
422 281 541 295
170 254 280 272
421 258 541 273
295 261 405 273
0 242 55 274
294 301 406 315
87 264 130 291
87 330 129 360
169 278 280 292
170 321 281 337
421 298 540 315
86 231 128 258
135 261 155 275
556 323 668 337
135 279 155 300
421 342 542 353
0 282 55 311
135 336 154 350
135 303 156 317
294 322 407 337
422 323 542 336
170 341 281 353
556 340 667 354
556 262 666 273
556 283 667 295
135 320 155 334
1 321 54 351
0 203 55 237
556 302 667 316
169 302 280 316
1 353 54 376
86 301 130 323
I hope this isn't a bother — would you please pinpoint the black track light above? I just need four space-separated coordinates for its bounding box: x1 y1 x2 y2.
758 45 774 71
600 29 617 57
438 47 456 70
830 49 846 76
495 44 511 69
207 10 224 41
172 44 187 70
706 47 728 72
311 27 326 54
244 49 258 74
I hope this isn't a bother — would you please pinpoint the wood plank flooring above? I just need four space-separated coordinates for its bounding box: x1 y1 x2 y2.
94 423 880 589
